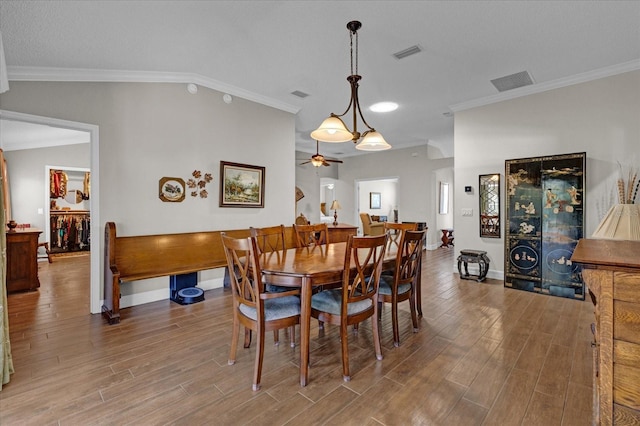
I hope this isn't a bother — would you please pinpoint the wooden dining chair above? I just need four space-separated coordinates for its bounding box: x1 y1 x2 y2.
293 223 329 248
250 224 293 346
250 224 287 255
383 222 417 254
378 230 425 347
310 234 388 381
221 232 301 391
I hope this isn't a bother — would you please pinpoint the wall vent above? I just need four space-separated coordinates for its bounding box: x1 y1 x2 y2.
491 71 534 92
290 90 309 98
393 45 422 60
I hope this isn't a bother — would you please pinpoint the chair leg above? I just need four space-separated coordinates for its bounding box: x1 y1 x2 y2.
392 300 400 347
244 328 252 348
273 330 280 345
228 315 240 365
341 321 350 382
372 304 383 361
290 326 296 348
409 291 419 333
253 327 265 391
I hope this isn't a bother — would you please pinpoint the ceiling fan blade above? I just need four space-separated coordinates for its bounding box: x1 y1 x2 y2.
326 159 343 163
322 161 331 167
299 160 311 165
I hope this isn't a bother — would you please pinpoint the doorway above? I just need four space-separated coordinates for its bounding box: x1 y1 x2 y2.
0 110 101 314
356 177 399 233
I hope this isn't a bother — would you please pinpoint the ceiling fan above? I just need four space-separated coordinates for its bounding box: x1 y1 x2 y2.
299 140 344 167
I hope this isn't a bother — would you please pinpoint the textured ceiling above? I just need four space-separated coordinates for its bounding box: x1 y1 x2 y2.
1 1 639 158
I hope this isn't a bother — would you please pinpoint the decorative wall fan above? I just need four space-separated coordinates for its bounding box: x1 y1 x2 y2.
299 140 344 167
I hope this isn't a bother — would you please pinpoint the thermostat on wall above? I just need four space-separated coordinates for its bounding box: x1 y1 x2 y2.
465 186 472 193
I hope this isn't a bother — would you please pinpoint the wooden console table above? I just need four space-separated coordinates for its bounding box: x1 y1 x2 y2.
571 239 640 425
327 223 357 243
6 228 42 292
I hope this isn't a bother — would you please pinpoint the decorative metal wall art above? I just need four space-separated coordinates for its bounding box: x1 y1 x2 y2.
186 170 212 198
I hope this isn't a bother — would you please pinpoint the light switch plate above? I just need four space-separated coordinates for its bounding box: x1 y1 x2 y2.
462 208 473 216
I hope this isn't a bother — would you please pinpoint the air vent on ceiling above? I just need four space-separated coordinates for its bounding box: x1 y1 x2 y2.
393 45 422 60
490 71 534 92
291 90 309 98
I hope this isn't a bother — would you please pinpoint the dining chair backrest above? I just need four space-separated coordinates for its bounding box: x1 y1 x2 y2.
221 233 263 308
384 222 417 254
394 230 425 286
250 224 286 254
342 234 388 311
293 223 330 248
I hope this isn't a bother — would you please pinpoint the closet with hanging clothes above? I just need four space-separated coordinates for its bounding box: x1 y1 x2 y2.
48 167 91 255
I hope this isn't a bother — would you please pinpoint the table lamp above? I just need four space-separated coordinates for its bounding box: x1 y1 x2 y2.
592 204 640 240
330 200 341 226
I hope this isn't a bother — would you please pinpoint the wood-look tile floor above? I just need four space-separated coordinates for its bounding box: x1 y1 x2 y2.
1 248 594 425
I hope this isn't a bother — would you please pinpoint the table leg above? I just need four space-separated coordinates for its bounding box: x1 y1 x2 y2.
416 255 423 317
300 276 311 386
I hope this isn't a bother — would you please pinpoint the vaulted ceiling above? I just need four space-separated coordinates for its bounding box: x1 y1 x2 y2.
1 1 639 158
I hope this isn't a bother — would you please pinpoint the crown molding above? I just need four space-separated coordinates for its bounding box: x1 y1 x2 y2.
6 66 301 114
450 59 640 112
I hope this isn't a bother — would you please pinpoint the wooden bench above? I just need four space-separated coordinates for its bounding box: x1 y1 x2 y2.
103 222 297 324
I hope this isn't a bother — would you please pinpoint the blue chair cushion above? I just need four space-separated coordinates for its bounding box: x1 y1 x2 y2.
239 295 300 321
378 275 412 296
265 283 290 293
311 289 373 316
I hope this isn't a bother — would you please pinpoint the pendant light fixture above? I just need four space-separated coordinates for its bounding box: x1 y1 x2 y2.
310 21 391 151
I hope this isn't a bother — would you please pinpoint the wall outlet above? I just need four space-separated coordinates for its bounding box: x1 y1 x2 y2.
37 208 44 215
461 208 473 217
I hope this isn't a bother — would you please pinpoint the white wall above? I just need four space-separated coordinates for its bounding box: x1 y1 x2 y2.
1 81 296 310
358 179 397 220
454 70 640 279
337 144 454 249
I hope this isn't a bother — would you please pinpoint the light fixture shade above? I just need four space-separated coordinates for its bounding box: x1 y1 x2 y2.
592 204 640 240
330 200 341 210
311 157 324 167
355 131 392 151
310 116 353 143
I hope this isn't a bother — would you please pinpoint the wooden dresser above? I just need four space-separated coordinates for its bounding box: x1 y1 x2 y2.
6 228 42 292
327 223 358 243
572 239 640 425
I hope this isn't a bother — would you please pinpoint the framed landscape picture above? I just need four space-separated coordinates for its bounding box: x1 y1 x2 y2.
219 161 265 208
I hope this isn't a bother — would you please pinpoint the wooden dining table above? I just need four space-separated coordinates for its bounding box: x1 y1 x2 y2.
260 241 423 386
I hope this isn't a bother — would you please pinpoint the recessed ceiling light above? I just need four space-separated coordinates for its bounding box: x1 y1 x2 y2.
369 102 398 113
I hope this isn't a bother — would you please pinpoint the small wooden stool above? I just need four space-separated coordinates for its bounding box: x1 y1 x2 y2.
38 242 52 263
457 249 489 282
440 229 454 247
